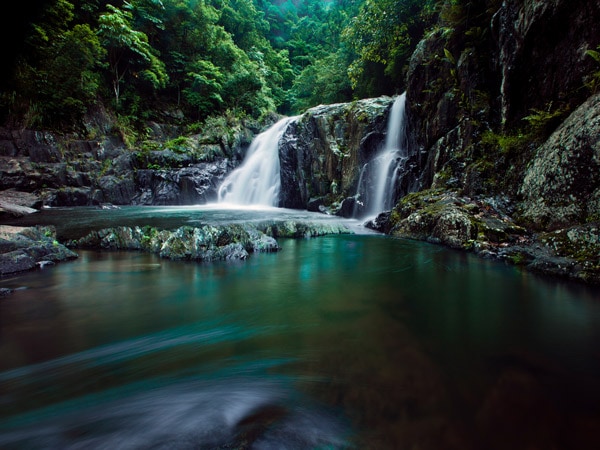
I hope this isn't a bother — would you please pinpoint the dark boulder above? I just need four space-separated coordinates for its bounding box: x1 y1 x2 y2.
0 225 78 276
278 98 393 210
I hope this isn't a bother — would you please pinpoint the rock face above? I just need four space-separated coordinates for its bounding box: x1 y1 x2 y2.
519 93 600 229
278 98 394 212
0 122 254 208
493 0 600 126
405 0 600 196
0 225 78 276
74 221 352 262
132 160 230 205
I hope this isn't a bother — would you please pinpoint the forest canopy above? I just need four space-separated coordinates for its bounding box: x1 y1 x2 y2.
1 0 441 130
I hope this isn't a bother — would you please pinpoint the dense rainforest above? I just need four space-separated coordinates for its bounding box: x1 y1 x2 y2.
0 0 437 131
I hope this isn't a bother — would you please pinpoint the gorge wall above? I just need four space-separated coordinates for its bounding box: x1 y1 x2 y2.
386 0 600 283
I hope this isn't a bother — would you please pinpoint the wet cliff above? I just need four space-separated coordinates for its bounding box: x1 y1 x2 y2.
386 0 600 283
0 117 257 211
278 97 394 214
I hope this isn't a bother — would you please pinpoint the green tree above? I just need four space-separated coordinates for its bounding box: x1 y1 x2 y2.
343 0 435 96
217 0 270 52
291 50 353 111
98 3 168 108
4 0 107 128
215 0 292 112
41 24 107 124
183 59 224 116
154 0 221 109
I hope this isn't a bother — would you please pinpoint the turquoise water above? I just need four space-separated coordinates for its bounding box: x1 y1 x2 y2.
1 208 600 449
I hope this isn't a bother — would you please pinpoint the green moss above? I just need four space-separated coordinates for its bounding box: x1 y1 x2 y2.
164 136 190 154
140 140 162 153
140 226 159 249
508 252 528 266
540 228 600 264
99 159 112 176
481 130 529 155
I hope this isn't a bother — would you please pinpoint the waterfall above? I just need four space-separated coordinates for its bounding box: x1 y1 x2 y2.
354 93 408 218
218 116 295 207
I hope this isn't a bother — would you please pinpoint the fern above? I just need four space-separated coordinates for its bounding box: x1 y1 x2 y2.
586 49 600 63
443 48 456 65
585 45 600 92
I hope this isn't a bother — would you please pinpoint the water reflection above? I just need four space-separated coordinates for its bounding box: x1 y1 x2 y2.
1 236 600 449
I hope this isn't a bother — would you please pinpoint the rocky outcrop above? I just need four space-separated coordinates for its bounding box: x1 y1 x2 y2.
73 221 352 262
493 0 600 127
519 93 600 229
0 225 78 276
278 98 394 213
75 225 278 261
386 189 600 284
0 190 42 218
132 160 230 205
388 190 527 253
0 121 255 207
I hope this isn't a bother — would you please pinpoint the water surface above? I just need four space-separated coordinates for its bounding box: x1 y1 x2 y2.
1 208 600 449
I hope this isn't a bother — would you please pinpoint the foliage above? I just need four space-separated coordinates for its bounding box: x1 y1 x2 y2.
522 103 569 138
5 0 107 128
342 0 436 96
585 45 600 93
98 3 168 108
291 50 353 111
113 114 140 148
1 0 484 130
481 130 530 156
164 136 191 153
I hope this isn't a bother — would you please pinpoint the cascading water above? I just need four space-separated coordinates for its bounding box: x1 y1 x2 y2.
218 116 295 207
354 93 409 219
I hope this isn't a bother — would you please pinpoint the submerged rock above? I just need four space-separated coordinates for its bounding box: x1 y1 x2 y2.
0 225 78 276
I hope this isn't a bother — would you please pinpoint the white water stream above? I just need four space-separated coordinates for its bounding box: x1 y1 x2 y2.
218 116 296 207
354 93 408 218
